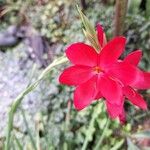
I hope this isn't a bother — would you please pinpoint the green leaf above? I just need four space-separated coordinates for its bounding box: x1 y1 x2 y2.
14 135 23 150
76 5 95 35
127 138 140 150
132 130 150 139
76 5 100 52
21 108 37 150
110 139 124 150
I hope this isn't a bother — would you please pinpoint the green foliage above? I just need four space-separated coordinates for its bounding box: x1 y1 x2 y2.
127 138 140 150
132 130 150 139
128 0 141 14
0 0 150 149
125 13 150 70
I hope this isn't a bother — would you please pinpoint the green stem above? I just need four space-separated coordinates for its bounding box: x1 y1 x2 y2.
81 103 102 150
114 0 128 36
94 118 110 150
81 114 95 150
14 135 23 150
21 108 36 150
4 56 68 150
63 100 71 150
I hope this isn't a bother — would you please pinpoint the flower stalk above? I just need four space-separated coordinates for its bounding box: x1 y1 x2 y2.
114 0 128 36
81 102 102 150
94 118 110 150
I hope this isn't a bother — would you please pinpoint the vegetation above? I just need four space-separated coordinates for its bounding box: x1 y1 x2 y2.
0 0 150 149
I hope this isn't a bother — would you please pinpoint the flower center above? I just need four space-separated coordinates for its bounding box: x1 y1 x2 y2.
93 66 101 73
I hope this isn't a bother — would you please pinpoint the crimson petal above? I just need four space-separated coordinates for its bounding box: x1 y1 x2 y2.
131 71 150 89
96 24 106 48
118 109 126 124
98 76 123 105
74 76 97 110
123 86 147 110
94 91 102 100
66 43 98 66
59 65 94 86
124 50 142 66
99 37 126 68
107 62 140 85
106 100 124 119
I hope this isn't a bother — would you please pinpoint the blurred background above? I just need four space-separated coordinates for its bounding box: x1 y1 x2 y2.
0 0 150 149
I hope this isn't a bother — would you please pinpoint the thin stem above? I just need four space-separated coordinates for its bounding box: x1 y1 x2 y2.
14 135 23 150
63 100 72 150
65 100 71 131
134 111 150 120
81 113 95 150
21 108 37 150
80 0 88 10
81 102 102 150
94 118 110 150
114 0 128 36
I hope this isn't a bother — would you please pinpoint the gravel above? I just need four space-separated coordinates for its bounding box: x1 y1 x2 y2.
0 44 58 137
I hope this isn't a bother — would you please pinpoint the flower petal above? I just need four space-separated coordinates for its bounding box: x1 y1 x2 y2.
98 76 123 105
106 100 124 119
59 65 94 86
99 37 126 67
124 50 142 66
107 61 140 85
94 91 102 100
131 71 150 89
123 86 147 110
74 76 97 110
119 109 126 124
96 24 107 48
66 43 98 66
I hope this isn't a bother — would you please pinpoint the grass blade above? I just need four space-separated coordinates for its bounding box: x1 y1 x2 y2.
21 108 36 150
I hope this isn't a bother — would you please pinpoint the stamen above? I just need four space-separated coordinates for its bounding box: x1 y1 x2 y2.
93 66 101 73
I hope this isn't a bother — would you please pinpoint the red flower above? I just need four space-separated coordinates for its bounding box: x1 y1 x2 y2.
59 24 150 123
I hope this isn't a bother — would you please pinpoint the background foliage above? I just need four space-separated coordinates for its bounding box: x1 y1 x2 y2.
0 0 150 149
